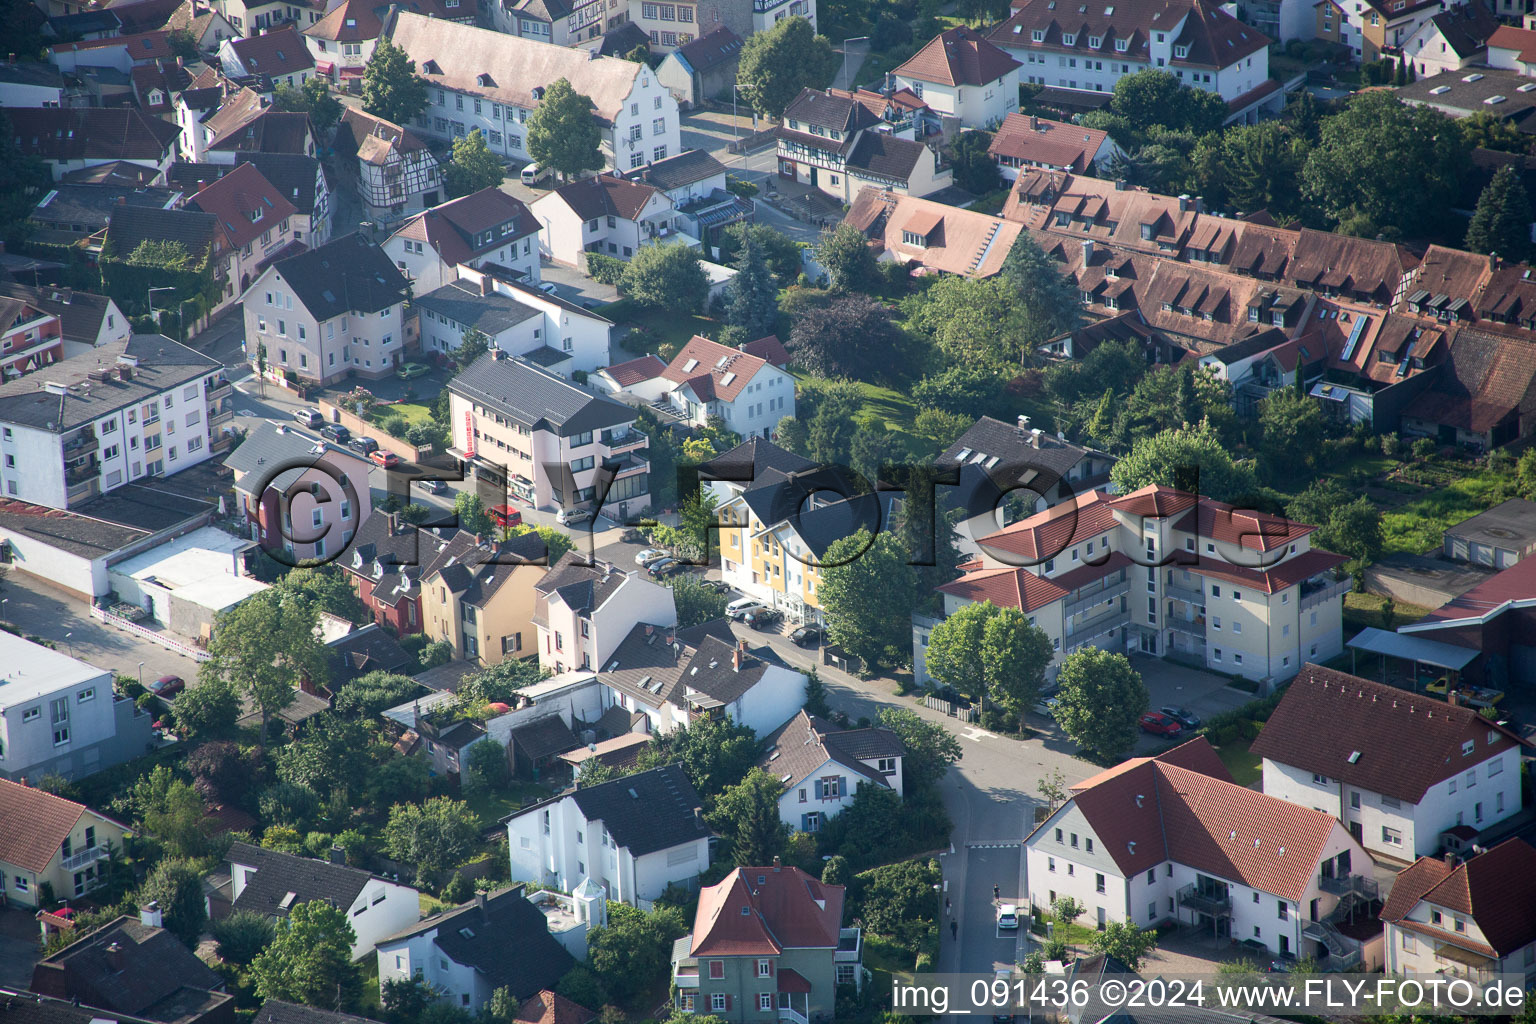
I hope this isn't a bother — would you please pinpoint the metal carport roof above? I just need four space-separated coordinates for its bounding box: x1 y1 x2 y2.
1346 626 1480 670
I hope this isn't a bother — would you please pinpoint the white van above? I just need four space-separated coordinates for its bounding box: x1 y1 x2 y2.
521 163 548 186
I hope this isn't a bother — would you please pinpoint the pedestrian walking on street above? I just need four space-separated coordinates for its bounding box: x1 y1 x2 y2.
945 897 952 916
951 920 958 940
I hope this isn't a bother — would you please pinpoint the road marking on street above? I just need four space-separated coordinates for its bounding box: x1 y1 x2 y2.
962 726 998 741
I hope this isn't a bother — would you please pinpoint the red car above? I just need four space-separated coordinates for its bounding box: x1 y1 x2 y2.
1139 711 1184 736
370 449 401 469
149 675 184 698
490 505 523 529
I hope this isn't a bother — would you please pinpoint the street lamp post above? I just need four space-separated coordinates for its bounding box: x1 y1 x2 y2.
64 631 74 658
138 662 145 689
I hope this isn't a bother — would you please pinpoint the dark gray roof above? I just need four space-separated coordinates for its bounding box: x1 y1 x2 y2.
509 713 581 760
672 26 743 73
254 1002 387 1024
0 498 153 559
597 21 649 55
521 344 570 368
1207 326 1290 365
48 9 122 33
936 415 1098 478
533 551 628 614
759 710 902 790
268 232 408 320
0 282 119 346
598 618 787 714
224 421 374 493
511 763 710 856
104 205 220 262
165 161 234 190
32 184 179 233
448 352 635 437
414 660 478 692
846 132 927 181
237 152 323 216
328 623 414 685
72 480 216 532
700 436 816 484
0 61 64 88
379 885 574 999
0 334 219 433
30 916 230 1024
734 466 886 554
0 993 165 1024
783 87 879 133
630 148 727 192
226 841 390 917
415 279 541 336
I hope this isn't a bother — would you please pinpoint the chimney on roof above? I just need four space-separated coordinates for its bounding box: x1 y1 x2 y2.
1017 414 1029 436
1081 239 1093 265
1195 196 1204 213
1178 194 1190 212
480 275 492 296
475 889 487 912
772 856 781 872
732 647 741 672
139 901 162 928
105 943 126 972
387 510 398 535
1030 427 1042 448
1490 252 1498 270
1029 114 1039 130
329 844 346 865
1114 178 1126 191
1444 852 1457 866
1447 690 1458 707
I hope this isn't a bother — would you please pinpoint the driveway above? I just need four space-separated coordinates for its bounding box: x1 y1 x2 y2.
1131 656 1254 753
538 261 618 309
0 908 39 990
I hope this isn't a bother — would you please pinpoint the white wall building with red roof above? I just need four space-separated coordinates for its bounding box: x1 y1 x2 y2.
892 26 1022 128
919 483 1350 684
1026 737 1373 962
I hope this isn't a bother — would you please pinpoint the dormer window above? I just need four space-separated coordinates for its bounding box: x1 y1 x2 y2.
901 229 928 246
1062 32 1076 44
1032 28 1045 41
1115 37 1128 51
1088 35 1101 46
1174 44 1188 57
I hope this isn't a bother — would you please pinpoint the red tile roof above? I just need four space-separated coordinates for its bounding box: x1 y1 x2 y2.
936 564 1069 612
547 173 662 223
1183 547 1348 594
1105 484 1197 518
53 28 174 59
1172 498 1316 553
225 26 314 78
1250 664 1524 803
0 778 92 872
661 335 772 403
187 160 298 249
690 865 844 957
1061 753 1347 901
1488 23 1536 61
514 991 596 1024
1412 553 1536 625
741 334 789 367
896 25 1021 86
1380 839 1536 957
1070 735 1234 792
988 112 1109 172
601 354 666 387
395 187 535 266
975 488 1117 563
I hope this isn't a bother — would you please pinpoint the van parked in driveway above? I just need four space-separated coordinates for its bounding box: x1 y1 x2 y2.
521 163 549 186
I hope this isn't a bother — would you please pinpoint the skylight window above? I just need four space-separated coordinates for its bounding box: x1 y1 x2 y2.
681 358 698 372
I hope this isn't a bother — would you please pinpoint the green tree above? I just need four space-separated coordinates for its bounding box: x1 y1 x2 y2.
1457 110 1530 154
456 326 491 368
951 129 1001 194
664 714 760 798
1466 164 1534 261
735 16 838 118
997 231 1082 359
361 38 428 126
803 668 832 718
506 523 575 563
250 899 362 1009
213 910 277 965
1043 338 1146 410
817 530 920 670
852 858 941 949
203 589 328 739
1286 481 1383 563
775 415 809 456
850 422 902 486
1052 648 1149 760
1107 68 1229 139
1088 920 1159 970
813 221 878 293
708 767 790 864
1110 420 1258 503
1300 91 1468 238
1258 388 1327 483
664 574 728 627
172 676 241 740
383 797 479 886
726 228 780 339
526 78 604 181
275 716 370 798
273 77 342 136
802 379 863 464
587 904 688 1003
620 242 709 313
1189 121 1305 217
904 276 1017 365
140 857 207 945
445 128 507 198
725 222 803 284
1118 362 1239 446
466 738 510 788
555 967 607 1011
980 605 1055 717
333 671 421 718
187 740 265 809
453 490 494 535
273 565 368 624
131 765 212 859
789 293 903 379
875 707 961 791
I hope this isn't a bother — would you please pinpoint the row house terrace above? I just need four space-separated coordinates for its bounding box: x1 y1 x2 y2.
0 295 65 382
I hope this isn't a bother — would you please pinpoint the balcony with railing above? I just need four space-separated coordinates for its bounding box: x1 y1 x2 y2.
1166 578 1204 607
1300 575 1352 612
1177 882 1232 916
600 428 649 454
1167 615 1206 637
62 427 98 457
207 375 232 398
1064 573 1129 619
1318 873 1378 899
61 844 108 872
1065 605 1130 652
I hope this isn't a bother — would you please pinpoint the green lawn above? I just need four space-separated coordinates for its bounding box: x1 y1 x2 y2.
600 299 721 357
1379 458 1519 555
462 781 555 830
376 401 433 427
1343 592 1431 633
1213 739 1261 787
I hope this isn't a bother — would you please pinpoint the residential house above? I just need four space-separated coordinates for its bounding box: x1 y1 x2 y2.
1402 1 1497 76
1342 0 1442 61
989 0 1279 120
1397 67 1536 130
325 622 415 690
384 12 680 170
656 27 743 107
304 0 468 83
627 147 752 244
512 992 596 1024
254 1005 389 1024
165 1 240 53
109 0 191 35
335 107 443 222
9 107 180 183
375 886 576 1012
1486 23 1536 74
601 334 794 438
49 30 175 74
0 293 65 382
1026 737 1375 961
929 484 1350 681
1252 664 1523 858
384 187 541 293
506 763 712 903
212 0 328 37
344 514 498 635
102 204 230 306
597 619 807 735
130 58 191 115
176 74 245 163
1380 838 1536 983
843 188 1023 278
531 550 676 674
0 283 130 354
197 88 316 164
420 531 551 665
218 27 314 88
448 352 651 516
758 710 904 833
892 26 1021 128
531 173 680 268
0 60 66 107
775 87 953 203
237 151 331 245
186 160 300 304
241 232 410 384
219 841 421 960
413 274 608 375
224 421 375 563
987 112 1116 177
671 862 861 1022
0 777 133 904
0 335 226 509
31 910 234 1024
